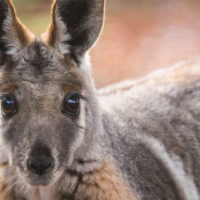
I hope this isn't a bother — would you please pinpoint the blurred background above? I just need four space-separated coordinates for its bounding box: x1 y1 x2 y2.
13 0 200 88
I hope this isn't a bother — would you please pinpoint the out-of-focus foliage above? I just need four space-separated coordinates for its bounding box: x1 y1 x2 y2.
13 0 51 35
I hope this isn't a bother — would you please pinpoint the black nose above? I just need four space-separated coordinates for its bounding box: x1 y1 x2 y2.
27 155 54 175
27 143 54 175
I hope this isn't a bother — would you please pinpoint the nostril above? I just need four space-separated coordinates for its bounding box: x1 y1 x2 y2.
27 155 54 175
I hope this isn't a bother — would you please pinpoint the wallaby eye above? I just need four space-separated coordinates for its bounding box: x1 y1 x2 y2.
62 93 82 116
1 94 18 118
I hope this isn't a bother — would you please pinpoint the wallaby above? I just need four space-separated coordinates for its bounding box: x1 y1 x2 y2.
0 0 200 199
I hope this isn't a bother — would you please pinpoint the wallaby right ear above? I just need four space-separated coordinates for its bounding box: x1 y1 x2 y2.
0 0 33 64
44 0 105 63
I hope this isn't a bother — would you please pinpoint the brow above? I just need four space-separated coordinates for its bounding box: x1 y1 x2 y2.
0 78 82 88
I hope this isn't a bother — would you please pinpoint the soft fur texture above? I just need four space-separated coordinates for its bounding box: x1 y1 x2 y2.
99 58 200 200
0 0 200 200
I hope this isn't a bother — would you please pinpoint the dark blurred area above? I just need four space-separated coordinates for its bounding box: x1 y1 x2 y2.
13 0 200 88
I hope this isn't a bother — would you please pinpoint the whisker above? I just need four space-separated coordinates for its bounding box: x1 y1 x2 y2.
19 186 30 200
0 175 16 184
3 176 18 195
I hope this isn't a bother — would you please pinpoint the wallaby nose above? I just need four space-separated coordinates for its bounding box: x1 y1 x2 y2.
27 143 54 175
27 155 54 175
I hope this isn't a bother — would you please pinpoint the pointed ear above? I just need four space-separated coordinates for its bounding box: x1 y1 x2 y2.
0 0 33 56
44 0 105 62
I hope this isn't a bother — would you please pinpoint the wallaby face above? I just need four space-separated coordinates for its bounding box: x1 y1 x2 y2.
0 42 88 187
0 0 104 188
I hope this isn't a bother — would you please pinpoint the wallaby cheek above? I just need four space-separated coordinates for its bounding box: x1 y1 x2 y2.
55 121 83 168
0 120 33 168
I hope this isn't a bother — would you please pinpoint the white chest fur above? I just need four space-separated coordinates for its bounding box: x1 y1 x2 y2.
26 186 58 200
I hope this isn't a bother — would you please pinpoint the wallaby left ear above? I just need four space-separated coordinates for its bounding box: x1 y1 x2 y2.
0 0 33 56
44 0 105 62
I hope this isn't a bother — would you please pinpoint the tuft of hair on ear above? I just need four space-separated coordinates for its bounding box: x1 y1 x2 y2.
44 0 105 63
0 0 34 56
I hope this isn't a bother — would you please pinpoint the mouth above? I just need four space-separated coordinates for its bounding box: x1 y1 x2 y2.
27 175 53 187
18 168 55 187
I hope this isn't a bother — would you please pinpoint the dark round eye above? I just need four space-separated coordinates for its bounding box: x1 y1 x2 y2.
62 94 81 116
1 94 17 117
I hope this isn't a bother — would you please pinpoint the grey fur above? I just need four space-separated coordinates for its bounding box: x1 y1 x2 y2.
99 59 200 200
0 0 200 200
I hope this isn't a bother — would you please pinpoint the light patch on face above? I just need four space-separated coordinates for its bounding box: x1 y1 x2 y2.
55 10 71 54
0 118 9 164
79 52 92 74
141 136 199 200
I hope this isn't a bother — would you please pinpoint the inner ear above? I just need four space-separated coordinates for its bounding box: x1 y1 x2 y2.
43 0 105 62
0 0 34 56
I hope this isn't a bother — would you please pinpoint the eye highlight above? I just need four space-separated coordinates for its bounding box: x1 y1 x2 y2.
0 94 18 118
62 93 86 117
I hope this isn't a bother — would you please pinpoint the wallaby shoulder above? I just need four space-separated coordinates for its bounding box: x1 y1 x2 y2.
98 58 200 200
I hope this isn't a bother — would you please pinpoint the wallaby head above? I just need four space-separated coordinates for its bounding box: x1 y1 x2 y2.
0 0 105 188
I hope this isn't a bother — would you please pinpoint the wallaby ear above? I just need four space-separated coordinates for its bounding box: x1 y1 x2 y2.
44 0 105 62
0 0 33 57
